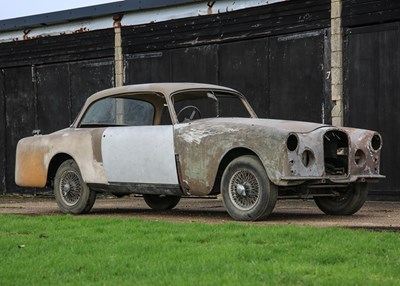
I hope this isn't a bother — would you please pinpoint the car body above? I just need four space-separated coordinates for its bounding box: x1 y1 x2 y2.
15 83 384 221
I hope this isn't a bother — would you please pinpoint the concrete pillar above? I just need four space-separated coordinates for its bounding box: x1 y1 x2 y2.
331 0 343 126
114 15 124 87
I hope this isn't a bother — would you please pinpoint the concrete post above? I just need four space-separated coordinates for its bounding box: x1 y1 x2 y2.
331 0 343 126
114 15 124 87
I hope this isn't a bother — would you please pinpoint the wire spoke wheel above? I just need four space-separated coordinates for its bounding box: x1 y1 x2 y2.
221 155 278 221
229 169 260 211
54 159 96 214
59 170 83 206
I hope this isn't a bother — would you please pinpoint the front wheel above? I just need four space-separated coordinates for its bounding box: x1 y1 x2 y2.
221 155 278 221
54 159 97 214
143 194 181 210
314 183 368 215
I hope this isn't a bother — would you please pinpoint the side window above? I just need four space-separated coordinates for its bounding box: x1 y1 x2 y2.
123 100 154 126
80 98 154 126
81 98 116 125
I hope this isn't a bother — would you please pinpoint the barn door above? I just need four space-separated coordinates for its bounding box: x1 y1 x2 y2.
344 23 400 194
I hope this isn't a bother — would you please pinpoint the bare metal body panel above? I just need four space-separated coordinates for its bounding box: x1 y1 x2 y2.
102 126 178 184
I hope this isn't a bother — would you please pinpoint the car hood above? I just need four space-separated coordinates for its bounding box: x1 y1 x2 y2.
180 117 329 134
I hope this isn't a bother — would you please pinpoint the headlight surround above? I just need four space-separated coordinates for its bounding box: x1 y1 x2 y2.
286 133 299 152
370 134 382 151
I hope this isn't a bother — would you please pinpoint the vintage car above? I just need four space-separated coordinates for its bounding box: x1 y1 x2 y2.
15 83 384 221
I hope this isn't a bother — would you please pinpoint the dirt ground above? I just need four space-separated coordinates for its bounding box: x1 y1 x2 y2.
1 195 399 230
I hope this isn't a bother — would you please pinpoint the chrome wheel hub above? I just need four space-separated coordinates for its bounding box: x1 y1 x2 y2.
236 184 246 196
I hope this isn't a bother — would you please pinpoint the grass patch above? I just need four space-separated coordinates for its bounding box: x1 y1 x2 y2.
0 215 399 285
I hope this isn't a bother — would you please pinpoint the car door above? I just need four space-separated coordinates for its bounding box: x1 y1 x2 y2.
80 95 179 187
101 125 179 185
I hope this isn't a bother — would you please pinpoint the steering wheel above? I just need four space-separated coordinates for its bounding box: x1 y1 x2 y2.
177 105 202 122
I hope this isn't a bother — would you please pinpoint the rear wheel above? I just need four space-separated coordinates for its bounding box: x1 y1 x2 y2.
143 194 181 210
54 159 96 214
221 155 278 221
314 183 368 215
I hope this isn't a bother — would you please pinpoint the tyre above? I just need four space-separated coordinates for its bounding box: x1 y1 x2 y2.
143 194 181 210
54 159 97 214
314 183 368 215
221 155 278 221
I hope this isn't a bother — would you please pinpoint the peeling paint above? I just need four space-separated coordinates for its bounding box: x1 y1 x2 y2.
72 27 90 34
177 123 240 144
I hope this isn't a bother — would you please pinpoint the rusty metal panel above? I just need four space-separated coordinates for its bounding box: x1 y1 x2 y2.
4 67 36 194
268 30 327 123
218 38 269 118
344 22 400 195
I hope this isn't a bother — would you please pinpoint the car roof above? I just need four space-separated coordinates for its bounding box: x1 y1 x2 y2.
72 82 243 127
88 82 240 103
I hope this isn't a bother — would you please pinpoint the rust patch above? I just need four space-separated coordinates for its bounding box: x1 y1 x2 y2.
21 29 50 41
207 1 216 15
15 146 47 188
73 27 89 34
113 14 124 28
22 29 45 40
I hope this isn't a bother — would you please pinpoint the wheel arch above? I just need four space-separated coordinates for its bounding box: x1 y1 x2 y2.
47 153 74 187
211 147 258 195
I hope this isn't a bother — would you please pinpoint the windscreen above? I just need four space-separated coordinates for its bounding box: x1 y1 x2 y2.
172 91 252 123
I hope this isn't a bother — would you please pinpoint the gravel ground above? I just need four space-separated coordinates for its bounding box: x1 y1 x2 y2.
1 195 400 229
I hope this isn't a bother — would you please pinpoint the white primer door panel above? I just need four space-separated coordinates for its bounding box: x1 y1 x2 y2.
102 126 178 184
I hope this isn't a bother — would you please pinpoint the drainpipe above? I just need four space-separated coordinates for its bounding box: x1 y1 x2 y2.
331 0 343 126
114 14 124 87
